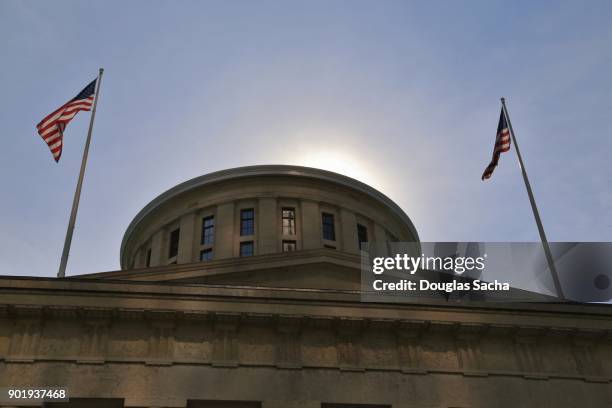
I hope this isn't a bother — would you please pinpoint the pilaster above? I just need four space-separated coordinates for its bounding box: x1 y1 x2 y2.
340 208 358 254
215 202 235 259
258 197 278 255
77 310 111 364
300 200 321 250
335 318 364 371
276 316 302 369
146 312 176 365
396 320 427 373
149 229 164 267
212 312 240 367
177 212 197 263
7 306 44 362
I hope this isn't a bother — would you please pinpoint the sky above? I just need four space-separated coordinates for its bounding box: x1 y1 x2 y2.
1 0 611 277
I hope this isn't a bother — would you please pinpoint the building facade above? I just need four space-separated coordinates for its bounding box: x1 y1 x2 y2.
0 165 611 408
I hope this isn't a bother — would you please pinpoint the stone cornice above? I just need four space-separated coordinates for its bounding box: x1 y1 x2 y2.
0 277 611 329
1 303 611 342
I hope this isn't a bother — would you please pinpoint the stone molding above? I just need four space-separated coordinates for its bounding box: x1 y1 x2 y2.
1 303 611 382
79 248 362 282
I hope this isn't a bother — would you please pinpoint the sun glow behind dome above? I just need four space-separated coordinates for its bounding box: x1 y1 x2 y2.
295 148 387 193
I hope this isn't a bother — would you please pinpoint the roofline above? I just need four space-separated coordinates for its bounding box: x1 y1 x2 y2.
120 165 420 267
1 275 610 316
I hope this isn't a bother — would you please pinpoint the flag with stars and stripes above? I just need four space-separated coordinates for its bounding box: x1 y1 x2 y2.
36 79 97 162
482 108 511 180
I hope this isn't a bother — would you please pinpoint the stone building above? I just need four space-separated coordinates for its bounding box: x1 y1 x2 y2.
0 165 611 408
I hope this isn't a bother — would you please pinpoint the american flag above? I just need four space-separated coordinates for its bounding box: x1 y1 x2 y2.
36 79 97 162
481 108 511 180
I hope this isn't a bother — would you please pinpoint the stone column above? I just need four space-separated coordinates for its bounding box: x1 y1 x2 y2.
149 229 164 267
132 248 142 268
373 224 389 257
340 208 358 254
177 212 196 264
300 200 320 250
215 202 235 259
258 197 278 255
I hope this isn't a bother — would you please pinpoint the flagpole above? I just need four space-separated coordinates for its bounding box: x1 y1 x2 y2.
57 68 104 278
500 97 565 300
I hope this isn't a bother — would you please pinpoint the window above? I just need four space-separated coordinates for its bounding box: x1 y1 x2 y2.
186 400 261 408
240 241 254 257
322 404 390 408
357 224 368 249
45 398 125 408
240 208 254 236
168 228 180 259
282 240 296 252
200 248 213 262
322 213 335 241
145 248 152 267
201 215 215 245
281 207 296 235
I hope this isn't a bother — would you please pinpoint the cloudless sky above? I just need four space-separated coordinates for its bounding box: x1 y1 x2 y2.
1 0 611 277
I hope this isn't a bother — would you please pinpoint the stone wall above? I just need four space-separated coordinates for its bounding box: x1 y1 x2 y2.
0 277 611 407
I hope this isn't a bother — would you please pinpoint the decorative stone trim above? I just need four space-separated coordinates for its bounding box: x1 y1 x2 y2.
6 314 43 363
454 323 488 376
571 329 606 381
78 318 110 364
276 315 303 369
396 320 427 374
336 318 365 371
513 327 547 379
146 317 176 366
211 312 241 367
1 303 611 383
